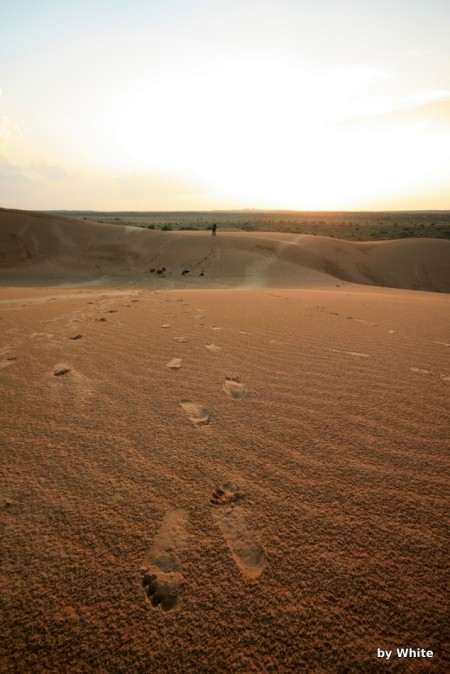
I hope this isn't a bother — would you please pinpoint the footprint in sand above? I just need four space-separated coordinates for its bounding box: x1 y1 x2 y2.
166 358 182 370
53 363 71 376
205 343 222 352
210 482 266 579
223 376 247 399
161 324 170 329
139 509 188 612
211 326 223 331
50 363 100 404
174 336 188 343
0 356 17 370
180 400 210 425
0 347 17 367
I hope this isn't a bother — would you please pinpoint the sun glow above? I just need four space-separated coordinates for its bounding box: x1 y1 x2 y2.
99 58 450 209
1 0 449 209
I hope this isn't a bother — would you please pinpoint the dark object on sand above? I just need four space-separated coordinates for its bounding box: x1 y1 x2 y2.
150 268 156 273
54 366 71 376
181 269 190 275
156 267 166 275
199 272 204 276
212 223 217 236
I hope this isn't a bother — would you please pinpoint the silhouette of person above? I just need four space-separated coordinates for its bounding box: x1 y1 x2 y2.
212 223 217 237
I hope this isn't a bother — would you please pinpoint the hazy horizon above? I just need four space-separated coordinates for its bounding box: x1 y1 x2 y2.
1 0 449 211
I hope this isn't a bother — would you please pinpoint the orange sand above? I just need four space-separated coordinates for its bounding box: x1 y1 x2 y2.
1 209 449 672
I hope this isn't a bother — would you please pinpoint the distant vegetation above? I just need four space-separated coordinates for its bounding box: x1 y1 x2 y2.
47 210 450 241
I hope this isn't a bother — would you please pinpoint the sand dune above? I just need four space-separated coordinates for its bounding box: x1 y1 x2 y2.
1 208 449 672
1 208 449 291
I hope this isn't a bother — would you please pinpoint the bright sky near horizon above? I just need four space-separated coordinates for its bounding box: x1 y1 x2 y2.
1 0 449 211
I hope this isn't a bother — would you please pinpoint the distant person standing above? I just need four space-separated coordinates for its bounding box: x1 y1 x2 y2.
212 223 217 237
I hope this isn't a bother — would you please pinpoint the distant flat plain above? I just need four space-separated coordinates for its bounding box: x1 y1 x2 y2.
46 209 450 240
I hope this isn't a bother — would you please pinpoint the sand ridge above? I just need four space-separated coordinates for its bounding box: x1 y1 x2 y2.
1 208 450 291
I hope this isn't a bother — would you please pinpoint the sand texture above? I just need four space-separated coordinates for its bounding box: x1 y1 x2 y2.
1 209 449 673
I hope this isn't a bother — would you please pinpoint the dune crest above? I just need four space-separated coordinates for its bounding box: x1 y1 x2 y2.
1 208 449 291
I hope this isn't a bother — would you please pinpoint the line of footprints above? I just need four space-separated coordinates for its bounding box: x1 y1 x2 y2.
139 320 263 610
139 482 267 612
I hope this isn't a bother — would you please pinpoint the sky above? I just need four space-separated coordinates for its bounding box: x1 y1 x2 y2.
1 0 449 211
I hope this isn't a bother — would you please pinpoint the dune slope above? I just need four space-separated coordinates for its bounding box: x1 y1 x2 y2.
1 285 449 673
1 208 449 291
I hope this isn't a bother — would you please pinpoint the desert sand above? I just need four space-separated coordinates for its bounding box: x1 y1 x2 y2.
1 209 449 673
